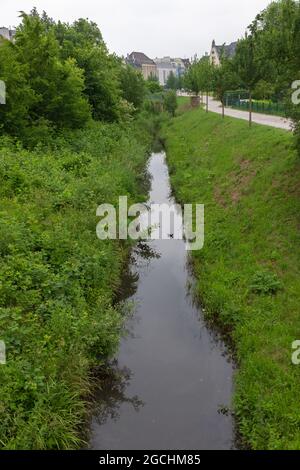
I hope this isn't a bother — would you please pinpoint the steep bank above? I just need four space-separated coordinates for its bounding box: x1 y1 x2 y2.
0 120 150 449
163 106 300 449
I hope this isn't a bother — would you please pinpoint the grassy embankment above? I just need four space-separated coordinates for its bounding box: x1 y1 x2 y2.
163 103 300 449
0 119 151 449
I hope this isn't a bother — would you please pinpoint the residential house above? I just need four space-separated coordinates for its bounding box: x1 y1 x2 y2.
154 57 177 86
0 27 16 42
172 57 190 79
126 52 158 81
155 57 190 87
181 58 191 71
210 39 237 66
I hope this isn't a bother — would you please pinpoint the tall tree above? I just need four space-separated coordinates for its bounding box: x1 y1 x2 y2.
0 41 36 136
15 11 91 129
119 64 146 110
166 71 178 90
233 35 261 126
184 57 214 109
199 57 214 112
211 59 239 118
54 18 122 122
247 0 298 99
184 59 203 97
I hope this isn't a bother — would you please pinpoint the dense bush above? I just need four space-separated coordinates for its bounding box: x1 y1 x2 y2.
0 121 150 449
163 90 178 117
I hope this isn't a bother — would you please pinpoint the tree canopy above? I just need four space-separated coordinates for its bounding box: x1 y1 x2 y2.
0 9 148 143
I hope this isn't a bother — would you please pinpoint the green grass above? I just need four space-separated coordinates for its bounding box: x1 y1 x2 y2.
177 96 190 105
176 96 192 115
162 107 300 449
0 120 150 449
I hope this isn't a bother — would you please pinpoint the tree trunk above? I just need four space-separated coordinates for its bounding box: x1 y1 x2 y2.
191 94 200 108
222 101 225 118
206 91 209 113
249 91 252 127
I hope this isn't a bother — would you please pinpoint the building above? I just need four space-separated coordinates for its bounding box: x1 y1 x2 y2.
154 57 190 87
181 58 191 71
126 52 158 81
210 40 237 66
154 57 177 86
172 57 190 78
0 27 16 42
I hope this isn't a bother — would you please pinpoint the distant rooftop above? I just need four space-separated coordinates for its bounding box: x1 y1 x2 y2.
0 27 16 41
182 58 191 68
127 52 155 67
212 40 237 59
154 57 191 69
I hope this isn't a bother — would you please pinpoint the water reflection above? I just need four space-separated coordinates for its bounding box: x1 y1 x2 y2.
93 363 145 426
92 241 160 430
116 242 161 302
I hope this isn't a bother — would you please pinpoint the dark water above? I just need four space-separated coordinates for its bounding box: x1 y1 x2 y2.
90 152 234 450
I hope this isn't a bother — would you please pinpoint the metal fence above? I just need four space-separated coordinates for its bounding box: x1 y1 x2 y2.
224 91 286 117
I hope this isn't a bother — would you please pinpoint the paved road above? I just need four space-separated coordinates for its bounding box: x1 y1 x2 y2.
207 96 292 131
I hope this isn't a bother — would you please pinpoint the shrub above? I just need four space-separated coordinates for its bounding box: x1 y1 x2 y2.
163 90 178 117
0 120 149 449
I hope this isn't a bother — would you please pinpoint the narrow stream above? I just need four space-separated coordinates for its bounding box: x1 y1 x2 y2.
90 152 234 450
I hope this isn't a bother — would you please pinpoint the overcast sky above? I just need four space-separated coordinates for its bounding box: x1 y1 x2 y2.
1 0 272 58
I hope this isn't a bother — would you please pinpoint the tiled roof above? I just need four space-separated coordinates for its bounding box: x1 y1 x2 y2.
212 41 237 59
182 58 191 68
0 27 16 41
127 52 155 66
